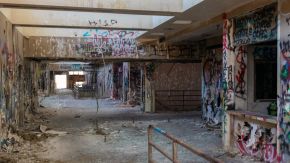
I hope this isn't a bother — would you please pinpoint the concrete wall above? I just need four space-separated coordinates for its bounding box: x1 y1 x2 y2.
153 63 201 91
152 63 201 112
26 35 202 61
0 12 38 137
27 36 139 59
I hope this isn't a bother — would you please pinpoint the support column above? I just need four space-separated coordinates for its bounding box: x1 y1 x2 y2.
277 0 290 161
144 63 155 113
222 15 236 151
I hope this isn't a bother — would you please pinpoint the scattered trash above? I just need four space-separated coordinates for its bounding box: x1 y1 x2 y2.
74 115 81 118
0 137 17 152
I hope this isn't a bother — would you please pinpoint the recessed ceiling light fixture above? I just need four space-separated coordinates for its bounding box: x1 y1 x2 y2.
173 20 192 25
150 33 165 36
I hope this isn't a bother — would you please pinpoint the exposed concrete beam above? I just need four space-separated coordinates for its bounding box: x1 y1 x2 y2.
27 57 202 63
17 27 146 38
0 9 173 30
0 0 183 16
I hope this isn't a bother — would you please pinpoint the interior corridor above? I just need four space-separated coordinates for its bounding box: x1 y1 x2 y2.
0 0 290 163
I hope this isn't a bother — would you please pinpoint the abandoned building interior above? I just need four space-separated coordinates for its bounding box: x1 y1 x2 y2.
0 0 290 162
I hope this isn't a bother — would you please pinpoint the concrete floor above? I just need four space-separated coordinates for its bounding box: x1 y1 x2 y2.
1 90 260 163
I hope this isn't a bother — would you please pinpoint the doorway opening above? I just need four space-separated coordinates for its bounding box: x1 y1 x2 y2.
55 74 67 89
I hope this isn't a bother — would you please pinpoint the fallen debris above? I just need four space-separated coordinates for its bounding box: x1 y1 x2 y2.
45 130 68 136
39 125 48 133
0 156 16 163
0 137 17 153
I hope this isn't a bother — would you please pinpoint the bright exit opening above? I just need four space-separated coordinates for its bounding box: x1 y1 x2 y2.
55 74 67 89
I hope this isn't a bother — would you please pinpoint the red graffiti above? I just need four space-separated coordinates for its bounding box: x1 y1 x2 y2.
235 46 246 96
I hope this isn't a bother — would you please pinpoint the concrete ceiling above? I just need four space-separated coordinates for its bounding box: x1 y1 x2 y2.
0 0 275 43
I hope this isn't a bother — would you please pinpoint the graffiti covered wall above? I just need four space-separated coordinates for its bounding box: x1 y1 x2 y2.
96 64 113 98
0 11 38 136
202 48 223 125
234 119 277 162
277 12 290 162
234 3 277 46
27 30 141 59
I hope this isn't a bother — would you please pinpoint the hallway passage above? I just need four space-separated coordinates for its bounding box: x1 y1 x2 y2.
1 1 290 162
0 91 260 163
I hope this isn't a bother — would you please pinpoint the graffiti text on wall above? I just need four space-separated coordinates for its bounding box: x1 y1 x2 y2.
88 19 118 27
76 30 139 57
234 4 277 45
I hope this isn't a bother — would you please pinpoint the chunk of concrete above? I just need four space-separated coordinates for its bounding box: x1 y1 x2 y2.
39 125 48 133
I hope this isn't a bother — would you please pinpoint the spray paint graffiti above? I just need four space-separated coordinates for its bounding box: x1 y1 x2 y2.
278 14 290 162
235 121 277 162
88 19 118 27
76 30 140 57
235 46 247 97
234 4 277 45
202 49 223 125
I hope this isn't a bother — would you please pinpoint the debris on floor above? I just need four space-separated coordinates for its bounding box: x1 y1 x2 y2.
39 125 48 133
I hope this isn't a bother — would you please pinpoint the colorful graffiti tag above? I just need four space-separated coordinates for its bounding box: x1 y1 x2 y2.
76 30 140 57
235 121 277 162
202 49 223 125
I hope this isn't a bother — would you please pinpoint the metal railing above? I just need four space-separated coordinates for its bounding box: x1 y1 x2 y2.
155 90 201 111
148 125 223 163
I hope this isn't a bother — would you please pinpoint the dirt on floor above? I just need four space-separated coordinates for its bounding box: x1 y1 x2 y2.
0 91 262 163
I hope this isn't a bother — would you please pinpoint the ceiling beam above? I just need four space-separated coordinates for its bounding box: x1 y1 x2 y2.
0 0 182 16
16 27 146 38
15 24 148 31
1 9 172 31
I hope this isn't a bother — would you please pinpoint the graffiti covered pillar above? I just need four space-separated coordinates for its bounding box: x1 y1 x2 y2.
122 62 129 102
144 63 155 113
222 15 236 150
112 63 119 99
201 48 223 124
277 0 290 161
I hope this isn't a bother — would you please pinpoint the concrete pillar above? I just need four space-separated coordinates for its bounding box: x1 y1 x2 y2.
45 69 50 96
144 78 155 113
277 0 290 161
222 16 236 150
122 62 129 103
112 63 119 99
